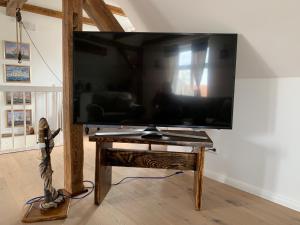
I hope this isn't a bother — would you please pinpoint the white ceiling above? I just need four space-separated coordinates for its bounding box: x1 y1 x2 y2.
27 0 62 11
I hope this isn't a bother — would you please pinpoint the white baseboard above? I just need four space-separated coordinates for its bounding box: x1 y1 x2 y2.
204 170 300 212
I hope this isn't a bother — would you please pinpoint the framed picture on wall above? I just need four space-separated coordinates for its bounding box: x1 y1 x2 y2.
5 92 31 105
6 110 32 127
4 64 30 82
3 41 30 60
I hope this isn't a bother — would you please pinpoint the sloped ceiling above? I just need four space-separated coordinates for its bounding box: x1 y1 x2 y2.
23 0 300 78
116 0 300 78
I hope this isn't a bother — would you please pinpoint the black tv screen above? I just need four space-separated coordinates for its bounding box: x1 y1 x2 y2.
73 32 237 129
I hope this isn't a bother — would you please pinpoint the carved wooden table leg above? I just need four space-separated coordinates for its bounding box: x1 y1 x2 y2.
194 146 205 210
94 142 112 205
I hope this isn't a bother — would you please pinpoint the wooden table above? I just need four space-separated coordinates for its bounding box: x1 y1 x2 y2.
89 130 213 210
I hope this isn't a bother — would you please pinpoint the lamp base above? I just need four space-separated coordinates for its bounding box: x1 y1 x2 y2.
22 189 70 223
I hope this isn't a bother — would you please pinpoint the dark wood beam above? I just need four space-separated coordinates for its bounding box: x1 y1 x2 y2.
94 142 112 205
6 0 27 16
194 146 205 210
83 0 124 31
104 148 197 170
0 0 6 7
62 0 84 196
23 3 95 26
0 0 126 26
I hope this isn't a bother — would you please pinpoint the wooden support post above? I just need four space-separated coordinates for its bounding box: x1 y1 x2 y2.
194 146 205 210
62 0 84 195
83 0 124 31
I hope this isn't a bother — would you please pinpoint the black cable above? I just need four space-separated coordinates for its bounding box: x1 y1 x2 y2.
25 172 184 205
65 180 95 200
16 8 22 22
21 21 63 85
25 180 95 205
112 171 184 186
25 196 44 205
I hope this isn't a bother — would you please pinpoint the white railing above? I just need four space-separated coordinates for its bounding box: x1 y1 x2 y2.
0 85 63 154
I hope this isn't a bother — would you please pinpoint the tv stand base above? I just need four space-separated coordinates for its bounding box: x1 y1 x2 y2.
90 130 213 210
95 127 209 140
141 126 163 139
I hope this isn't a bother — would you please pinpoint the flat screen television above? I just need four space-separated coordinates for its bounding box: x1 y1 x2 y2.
73 32 237 130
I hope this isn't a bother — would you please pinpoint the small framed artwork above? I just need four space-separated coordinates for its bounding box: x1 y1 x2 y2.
5 92 31 105
3 41 30 60
6 110 32 127
4 64 30 82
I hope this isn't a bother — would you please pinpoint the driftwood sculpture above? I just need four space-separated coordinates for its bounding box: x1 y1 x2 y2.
38 118 64 210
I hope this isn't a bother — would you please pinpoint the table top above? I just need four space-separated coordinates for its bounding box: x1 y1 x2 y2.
89 130 213 148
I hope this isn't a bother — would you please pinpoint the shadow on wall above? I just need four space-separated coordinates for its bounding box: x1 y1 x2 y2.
206 34 283 199
232 79 278 136
209 131 281 193
203 138 282 212
234 34 278 135
236 35 277 78
206 79 282 203
128 0 173 31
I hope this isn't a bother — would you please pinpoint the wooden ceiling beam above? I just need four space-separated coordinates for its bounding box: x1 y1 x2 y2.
83 0 124 31
22 3 95 26
0 0 6 7
0 0 126 26
107 4 126 17
6 0 27 16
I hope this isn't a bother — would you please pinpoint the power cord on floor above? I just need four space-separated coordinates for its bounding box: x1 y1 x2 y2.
25 171 184 205
25 180 95 205
112 171 184 186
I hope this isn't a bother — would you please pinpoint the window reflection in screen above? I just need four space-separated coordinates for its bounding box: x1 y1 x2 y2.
173 47 209 97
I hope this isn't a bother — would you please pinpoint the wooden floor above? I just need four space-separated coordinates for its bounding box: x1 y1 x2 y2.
1 136 300 225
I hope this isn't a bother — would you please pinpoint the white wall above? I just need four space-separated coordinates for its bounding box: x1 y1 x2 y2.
206 77 300 211
0 7 97 152
117 0 300 211
0 8 61 86
0 8 62 150
0 7 97 87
